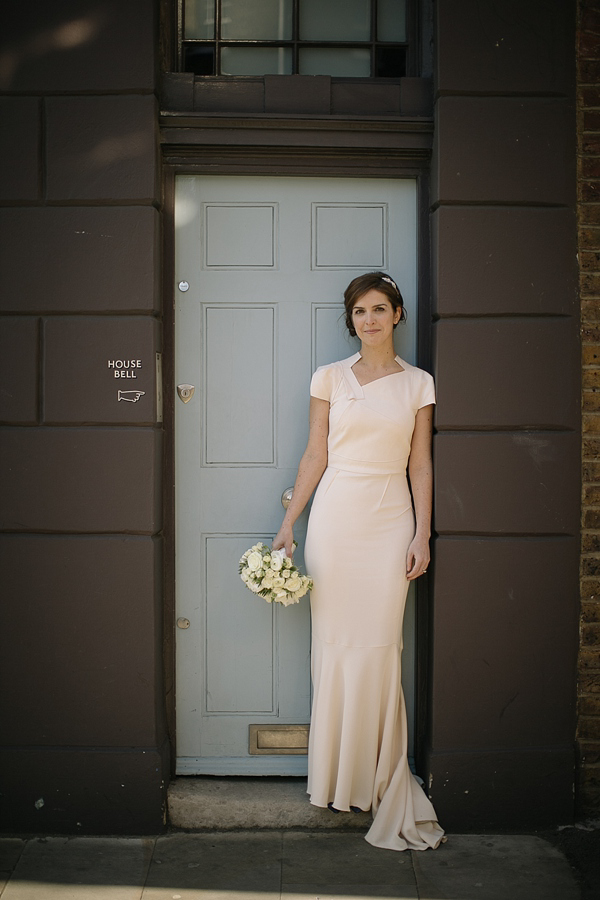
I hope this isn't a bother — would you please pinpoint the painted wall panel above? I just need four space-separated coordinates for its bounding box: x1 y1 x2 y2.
0 534 162 746
435 0 573 95
44 317 159 424
432 207 578 317
434 319 579 429
432 536 578 749
0 98 39 200
434 97 574 205
0 318 38 423
0 428 161 533
46 96 158 202
0 208 160 314
434 432 579 535
0 0 156 92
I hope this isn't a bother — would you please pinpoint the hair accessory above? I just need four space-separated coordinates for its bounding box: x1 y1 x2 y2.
381 275 399 294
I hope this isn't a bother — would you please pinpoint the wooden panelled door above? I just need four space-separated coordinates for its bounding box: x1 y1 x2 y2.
175 175 419 774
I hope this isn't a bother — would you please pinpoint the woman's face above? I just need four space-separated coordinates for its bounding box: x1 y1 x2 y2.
351 289 401 347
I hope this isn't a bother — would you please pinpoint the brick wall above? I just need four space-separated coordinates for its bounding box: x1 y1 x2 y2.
579 0 600 816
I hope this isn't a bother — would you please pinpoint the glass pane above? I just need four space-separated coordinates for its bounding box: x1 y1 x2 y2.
221 0 293 39
184 43 215 74
185 0 215 39
299 0 370 41
375 45 406 77
220 46 292 75
377 0 406 41
299 48 371 77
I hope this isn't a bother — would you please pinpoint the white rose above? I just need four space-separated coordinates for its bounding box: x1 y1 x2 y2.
282 569 290 578
287 576 301 592
241 571 249 583
284 558 292 569
247 551 263 571
270 550 284 571
274 589 288 603
262 576 274 589
248 580 261 592
272 576 285 588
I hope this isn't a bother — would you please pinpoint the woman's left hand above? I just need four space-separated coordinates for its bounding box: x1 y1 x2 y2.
406 533 430 581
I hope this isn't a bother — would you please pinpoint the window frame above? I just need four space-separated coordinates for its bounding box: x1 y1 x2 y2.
177 0 418 78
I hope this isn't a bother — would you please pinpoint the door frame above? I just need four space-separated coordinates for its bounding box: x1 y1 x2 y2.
160 121 434 780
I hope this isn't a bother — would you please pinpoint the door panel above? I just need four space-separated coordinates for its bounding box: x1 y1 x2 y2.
175 175 418 774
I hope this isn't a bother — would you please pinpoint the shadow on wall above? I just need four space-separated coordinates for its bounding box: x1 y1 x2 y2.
0 5 106 89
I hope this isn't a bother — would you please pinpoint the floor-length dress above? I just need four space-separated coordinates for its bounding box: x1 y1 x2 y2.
303 351 445 852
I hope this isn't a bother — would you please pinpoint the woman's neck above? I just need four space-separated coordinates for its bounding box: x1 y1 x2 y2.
358 343 398 370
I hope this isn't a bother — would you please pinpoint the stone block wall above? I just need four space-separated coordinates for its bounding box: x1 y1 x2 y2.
428 0 580 829
578 0 600 816
0 0 168 833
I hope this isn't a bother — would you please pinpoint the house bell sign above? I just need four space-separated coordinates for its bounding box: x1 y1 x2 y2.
108 358 145 403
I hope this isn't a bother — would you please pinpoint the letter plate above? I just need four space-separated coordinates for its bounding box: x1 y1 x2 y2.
248 724 309 755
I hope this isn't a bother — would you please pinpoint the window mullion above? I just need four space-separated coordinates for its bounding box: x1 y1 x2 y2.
293 0 299 73
371 0 377 76
215 0 221 74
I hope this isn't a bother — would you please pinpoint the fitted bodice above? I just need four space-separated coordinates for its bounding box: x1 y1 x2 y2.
310 352 436 475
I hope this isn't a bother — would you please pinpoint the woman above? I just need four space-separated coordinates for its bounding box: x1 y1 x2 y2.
273 271 444 852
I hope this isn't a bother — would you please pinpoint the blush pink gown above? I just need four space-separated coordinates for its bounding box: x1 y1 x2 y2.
303 352 444 852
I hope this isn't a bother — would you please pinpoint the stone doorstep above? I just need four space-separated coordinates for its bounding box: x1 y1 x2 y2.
168 777 372 830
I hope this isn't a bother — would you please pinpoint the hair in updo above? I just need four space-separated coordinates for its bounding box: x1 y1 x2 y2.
343 271 406 337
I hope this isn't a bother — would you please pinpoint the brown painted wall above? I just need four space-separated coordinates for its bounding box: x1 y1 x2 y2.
0 0 168 833
427 0 580 829
577 0 600 816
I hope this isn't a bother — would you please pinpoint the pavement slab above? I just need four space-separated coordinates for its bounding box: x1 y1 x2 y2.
0 837 153 900
141 832 283 899
281 833 417 887
282 885 419 899
0 840 26 893
411 834 580 900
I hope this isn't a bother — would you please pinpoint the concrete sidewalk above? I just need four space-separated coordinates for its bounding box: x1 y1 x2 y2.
0 831 581 900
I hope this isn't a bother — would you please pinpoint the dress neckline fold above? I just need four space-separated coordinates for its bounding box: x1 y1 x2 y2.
346 353 407 389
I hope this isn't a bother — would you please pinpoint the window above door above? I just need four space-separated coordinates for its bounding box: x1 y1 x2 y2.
181 0 414 77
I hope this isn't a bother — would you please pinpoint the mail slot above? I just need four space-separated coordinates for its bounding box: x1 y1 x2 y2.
248 724 309 755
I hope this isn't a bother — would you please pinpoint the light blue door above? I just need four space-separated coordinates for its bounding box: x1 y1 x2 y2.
175 175 419 774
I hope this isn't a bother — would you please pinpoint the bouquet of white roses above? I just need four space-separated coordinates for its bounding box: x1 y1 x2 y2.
239 542 313 607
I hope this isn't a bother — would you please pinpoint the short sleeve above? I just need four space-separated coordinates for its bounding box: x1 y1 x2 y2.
310 364 335 401
417 370 436 409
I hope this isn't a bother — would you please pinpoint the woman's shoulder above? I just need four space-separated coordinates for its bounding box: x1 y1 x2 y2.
316 353 359 371
397 358 434 380
397 358 436 406
310 356 353 401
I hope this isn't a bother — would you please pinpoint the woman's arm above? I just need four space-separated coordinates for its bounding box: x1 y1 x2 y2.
272 396 329 557
406 403 434 581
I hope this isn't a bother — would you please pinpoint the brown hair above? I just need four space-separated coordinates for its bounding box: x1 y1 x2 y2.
343 271 406 337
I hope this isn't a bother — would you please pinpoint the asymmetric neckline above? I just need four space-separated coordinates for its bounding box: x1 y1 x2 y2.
348 352 406 388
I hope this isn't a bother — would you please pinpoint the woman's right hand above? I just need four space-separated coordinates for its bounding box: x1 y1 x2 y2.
272 523 294 558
